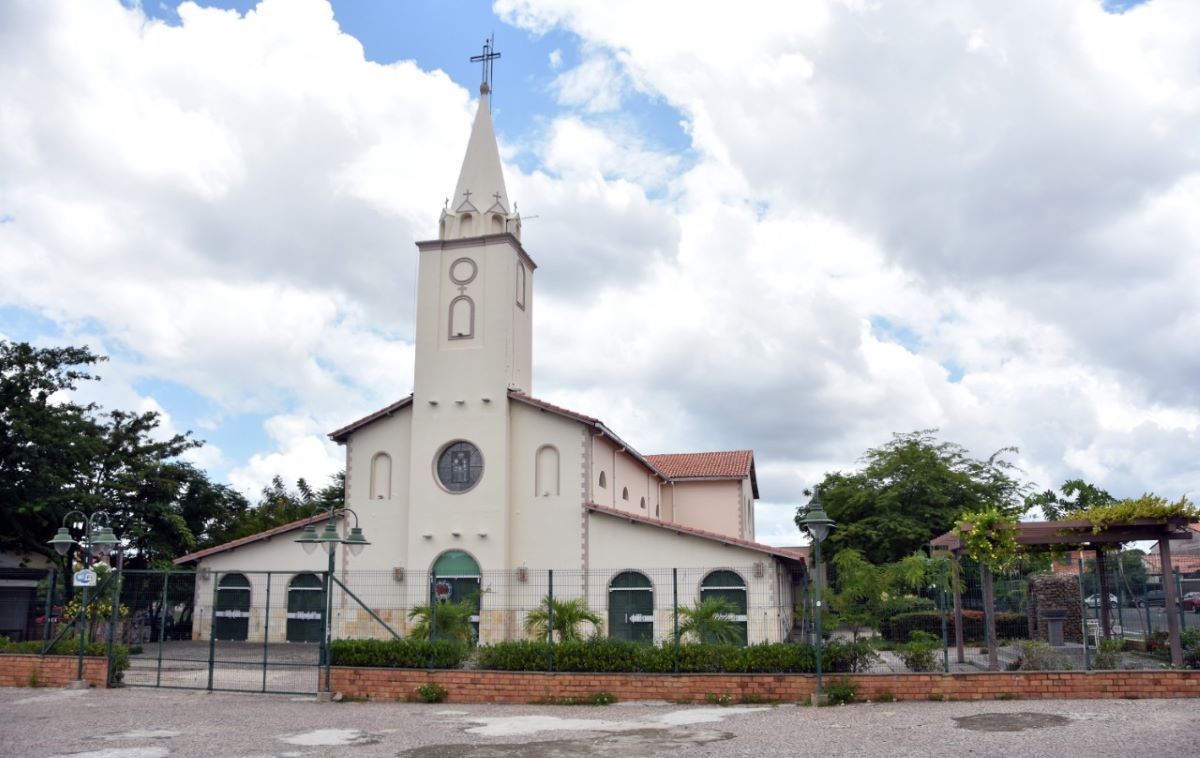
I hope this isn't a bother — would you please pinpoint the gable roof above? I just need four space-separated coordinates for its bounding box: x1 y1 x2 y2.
646 450 759 498
329 396 413 443
585 502 804 564
173 512 342 565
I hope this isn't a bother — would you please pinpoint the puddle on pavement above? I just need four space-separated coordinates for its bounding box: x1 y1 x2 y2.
278 728 383 746
398 727 733 757
953 712 1072 733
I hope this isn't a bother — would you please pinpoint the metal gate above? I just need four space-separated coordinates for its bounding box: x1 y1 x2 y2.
118 570 322 694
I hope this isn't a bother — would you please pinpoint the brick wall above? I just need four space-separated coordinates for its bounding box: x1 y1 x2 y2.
331 666 1200 704
0 655 108 688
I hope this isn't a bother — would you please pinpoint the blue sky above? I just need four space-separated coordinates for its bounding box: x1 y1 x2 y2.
3 0 1195 544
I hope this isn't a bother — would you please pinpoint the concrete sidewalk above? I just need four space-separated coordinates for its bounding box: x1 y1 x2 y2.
0 686 1192 758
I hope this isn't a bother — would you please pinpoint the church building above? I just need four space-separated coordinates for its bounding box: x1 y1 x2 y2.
176 75 805 646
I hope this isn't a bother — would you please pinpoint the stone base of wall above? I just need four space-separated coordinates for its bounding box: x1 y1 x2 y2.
331 667 1200 704
0 655 109 688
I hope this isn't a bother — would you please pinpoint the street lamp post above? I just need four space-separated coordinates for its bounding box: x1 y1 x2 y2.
47 511 120 687
798 489 835 705
295 507 368 696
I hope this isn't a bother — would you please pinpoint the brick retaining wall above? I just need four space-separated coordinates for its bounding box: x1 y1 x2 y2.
0 655 108 688
331 666 1200 704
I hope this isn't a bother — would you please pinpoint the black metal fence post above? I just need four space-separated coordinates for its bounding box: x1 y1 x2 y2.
428 574 437 669
939 559 950 673
262 571 272 693
1077 555 1090 670
207 571 219 691
41 567 55 654
155 571 169 687
547 569 554 673
1176 568 1187 630
106 554 122 686
672 568 679 674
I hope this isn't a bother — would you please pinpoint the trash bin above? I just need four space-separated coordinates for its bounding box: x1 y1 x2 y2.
1041 608 1067 646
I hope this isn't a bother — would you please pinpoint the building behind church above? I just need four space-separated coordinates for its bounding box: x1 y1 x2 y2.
175 77 805 646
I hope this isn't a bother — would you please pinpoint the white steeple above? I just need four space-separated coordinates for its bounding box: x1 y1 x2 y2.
440 84 519 241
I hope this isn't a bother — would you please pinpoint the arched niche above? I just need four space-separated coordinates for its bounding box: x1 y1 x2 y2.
449 296 474 340
370 452 392 500
535 445 560 496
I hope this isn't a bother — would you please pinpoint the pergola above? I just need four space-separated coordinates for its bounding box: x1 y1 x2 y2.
931 517 1196 667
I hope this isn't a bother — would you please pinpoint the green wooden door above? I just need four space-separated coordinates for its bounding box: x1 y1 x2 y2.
286 573 324 643
213 573 250 641
609 572 653 643
432 551 481 642
700 570 748 646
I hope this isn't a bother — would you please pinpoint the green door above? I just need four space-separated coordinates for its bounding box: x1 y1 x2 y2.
431 551 481 642
213 573 250 641
609 571 653 643
286 573 325 643
700 570 748 646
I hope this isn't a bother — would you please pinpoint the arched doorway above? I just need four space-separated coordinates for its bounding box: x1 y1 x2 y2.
608 571 653 642
431 550 481 640
213 573 250 641
286 573 325 643
700 570 748 645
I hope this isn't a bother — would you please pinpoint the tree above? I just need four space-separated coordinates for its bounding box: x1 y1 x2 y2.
1025 479 1117 521
524 596 603 642
796 430 1027 565
675 597 743 645
406 599 476 644
204 471 345 547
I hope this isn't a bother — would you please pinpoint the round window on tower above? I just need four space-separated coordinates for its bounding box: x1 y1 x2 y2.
435 440 484 493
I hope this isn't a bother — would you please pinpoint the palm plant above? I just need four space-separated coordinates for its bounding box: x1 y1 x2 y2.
524 596 603 642
407 598 476 644
675 596 743 645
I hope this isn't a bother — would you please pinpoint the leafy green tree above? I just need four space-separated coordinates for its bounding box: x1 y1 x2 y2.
1025 479 1117 521
796 430 1027 565
204 471 345 546
524 596 603 642
675 596 743 645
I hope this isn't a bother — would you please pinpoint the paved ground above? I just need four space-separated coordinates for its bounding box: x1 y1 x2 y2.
1 687 1195 758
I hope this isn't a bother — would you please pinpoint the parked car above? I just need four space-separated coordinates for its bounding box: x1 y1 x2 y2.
1084 593 1118 608
1140 589 1166 607
1182 592 1200 613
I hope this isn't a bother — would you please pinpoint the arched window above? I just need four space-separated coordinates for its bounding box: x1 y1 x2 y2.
286 573 324 643
621 487 629 501
700 570 748 646
655 503 660 517
431 550 482 640
640 497 646 510
449 296 474 339
370 452 391 500
598 471 606 489
490 213 504 234
535 445 559 496
213 573 251 641
515 263 526 309
608 571 653 643
459 213 474 236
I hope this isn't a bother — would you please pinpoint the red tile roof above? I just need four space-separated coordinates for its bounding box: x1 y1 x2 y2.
646 451 752 479
1141 554 1200 574
584 502 804 564
173 512 343 565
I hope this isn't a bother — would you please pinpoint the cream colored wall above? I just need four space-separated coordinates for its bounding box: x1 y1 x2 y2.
508 403 586 572
742 479 756 541
670 480 743 538
590 435 660 517
586 513 792 643
343 410 412 573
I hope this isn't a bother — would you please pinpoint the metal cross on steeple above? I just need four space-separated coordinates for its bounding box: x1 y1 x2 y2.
470 35 501 94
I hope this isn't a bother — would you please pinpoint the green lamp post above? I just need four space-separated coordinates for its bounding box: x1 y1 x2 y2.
47 511 120 686
295 507 368 694
798 489 835 703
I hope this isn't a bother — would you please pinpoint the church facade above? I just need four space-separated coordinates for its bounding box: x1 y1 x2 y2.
176 81 804 646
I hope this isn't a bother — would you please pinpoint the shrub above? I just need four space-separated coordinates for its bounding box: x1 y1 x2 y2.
1093 639 1123 670
413 683 447 703
1007 640 1072 671
589 691 615 705
888 610 1026 643
824 677 857 706
705 692 732 706
897 631 941 672
329 638 467 669
877 596 936 632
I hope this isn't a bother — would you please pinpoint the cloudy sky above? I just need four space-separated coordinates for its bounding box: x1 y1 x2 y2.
2 0 1197 546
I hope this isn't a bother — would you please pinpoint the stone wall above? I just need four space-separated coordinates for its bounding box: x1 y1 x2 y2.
1027 573 1083 644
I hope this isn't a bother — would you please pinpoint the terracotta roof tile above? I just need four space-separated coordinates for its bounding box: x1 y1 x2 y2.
173 512 343 565
646 451 753 479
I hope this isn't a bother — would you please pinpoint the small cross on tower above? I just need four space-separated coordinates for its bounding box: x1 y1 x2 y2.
470 35 501 94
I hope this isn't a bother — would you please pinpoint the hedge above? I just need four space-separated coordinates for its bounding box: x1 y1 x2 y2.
888 610 1028 643
0 635 130 682
329 638 468 669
